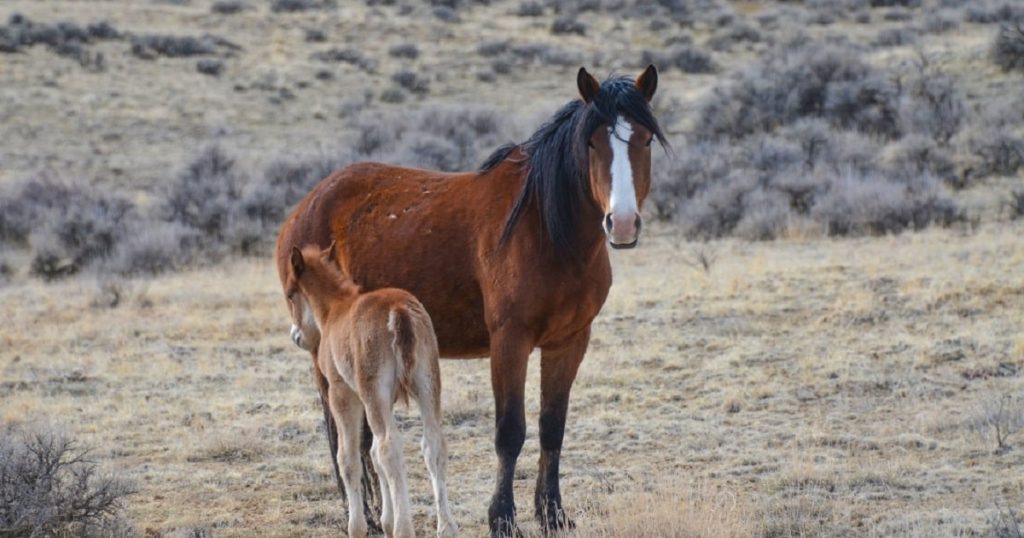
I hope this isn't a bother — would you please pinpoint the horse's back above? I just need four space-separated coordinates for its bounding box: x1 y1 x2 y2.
278 161 492 357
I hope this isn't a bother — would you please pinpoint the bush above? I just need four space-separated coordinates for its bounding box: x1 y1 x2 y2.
900 67 964 145
0 425 134 537
516 1 544 16
966 2 1024 24
551 17 586 36
707 22 762 52
160 145 243 245
0 16 118 70
0 176 136 280
270 0 333 12
350 105 513 172
310 47 377 72
968 129 1024 178
653 112 963 240
130 33 239 59
196 58 224 76
388 43 419 60
105 222 199 277
968 392 1024 453
810 169 960 236
391 70 430 95
211 0 248 14
993 23 1024 72
1007 190 1024 220
873 27 917 47
694 42 902 141
642 46 716 74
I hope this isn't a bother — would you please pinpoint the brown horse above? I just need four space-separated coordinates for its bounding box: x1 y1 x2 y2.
284 243 457 538
276 65 665 536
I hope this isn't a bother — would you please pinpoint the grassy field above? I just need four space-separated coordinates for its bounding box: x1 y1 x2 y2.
3 222 1023 536
2 0 1024 535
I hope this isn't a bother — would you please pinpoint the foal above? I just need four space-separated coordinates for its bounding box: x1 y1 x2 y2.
285 243 457 538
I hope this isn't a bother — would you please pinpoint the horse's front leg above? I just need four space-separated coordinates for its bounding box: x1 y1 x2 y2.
488 326 533 537
535 328 589 531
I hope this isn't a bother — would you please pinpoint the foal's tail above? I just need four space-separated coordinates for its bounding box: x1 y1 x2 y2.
388 303 419 406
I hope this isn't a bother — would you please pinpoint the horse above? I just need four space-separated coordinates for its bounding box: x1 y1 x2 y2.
276 65 665 536
284 242 457 538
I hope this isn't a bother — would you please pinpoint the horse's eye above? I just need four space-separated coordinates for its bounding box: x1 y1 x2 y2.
645 138 653 147
588 141 594 148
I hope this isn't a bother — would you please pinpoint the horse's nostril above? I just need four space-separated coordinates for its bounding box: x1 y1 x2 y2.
604 213 613 232
635 215 642 233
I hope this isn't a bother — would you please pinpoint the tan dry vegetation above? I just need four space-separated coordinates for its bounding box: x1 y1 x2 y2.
3 222 1023 536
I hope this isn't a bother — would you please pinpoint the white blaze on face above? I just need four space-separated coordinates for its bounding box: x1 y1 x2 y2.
607 115 639 243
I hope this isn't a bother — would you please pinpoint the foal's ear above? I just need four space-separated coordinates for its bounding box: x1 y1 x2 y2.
324 240 338 263
635 64 658 102
577 67 600 104
290 246 305 278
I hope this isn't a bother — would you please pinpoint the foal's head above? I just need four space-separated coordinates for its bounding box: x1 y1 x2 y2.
283 242 357 350
577 65 663 249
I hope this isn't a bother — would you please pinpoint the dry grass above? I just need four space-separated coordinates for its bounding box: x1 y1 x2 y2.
3 222 1024 535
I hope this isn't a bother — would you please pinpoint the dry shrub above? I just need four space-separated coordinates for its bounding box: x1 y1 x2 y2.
642 45 716 74
694 42 903 141
0 425 134 537
0 175 136 280
0 15 118 70
993 23 1024 72
967 392 1024 453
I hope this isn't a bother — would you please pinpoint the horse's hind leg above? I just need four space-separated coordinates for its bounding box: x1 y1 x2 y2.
535 329 589 531
363 388 414 538
416 375 458 537
330 384 369 538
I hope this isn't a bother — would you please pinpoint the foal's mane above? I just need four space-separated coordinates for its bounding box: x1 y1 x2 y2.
300 245 361 297
479 76 667 261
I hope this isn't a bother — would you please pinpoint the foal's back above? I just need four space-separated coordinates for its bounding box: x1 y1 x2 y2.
322 288 440 407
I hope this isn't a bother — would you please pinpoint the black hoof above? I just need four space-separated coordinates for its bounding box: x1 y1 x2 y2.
537 506 575 533
490 517 523 538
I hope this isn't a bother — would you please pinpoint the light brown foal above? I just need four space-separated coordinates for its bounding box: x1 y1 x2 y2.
284 243 457 538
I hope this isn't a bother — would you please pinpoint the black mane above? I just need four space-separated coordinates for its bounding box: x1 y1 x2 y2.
479 76 667 261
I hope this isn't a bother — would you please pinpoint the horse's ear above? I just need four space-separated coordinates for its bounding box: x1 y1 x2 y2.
577 67 600 104
635 64 657 102
290 246 304 278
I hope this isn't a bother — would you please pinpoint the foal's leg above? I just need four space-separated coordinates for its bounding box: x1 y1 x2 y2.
330 385 368 538
535 329 589 531
369 432 394 536
363 388 414 538
416 378 457 537
487 327 533 537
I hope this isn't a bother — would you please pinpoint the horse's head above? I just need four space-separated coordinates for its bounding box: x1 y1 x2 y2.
577 65 663 249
